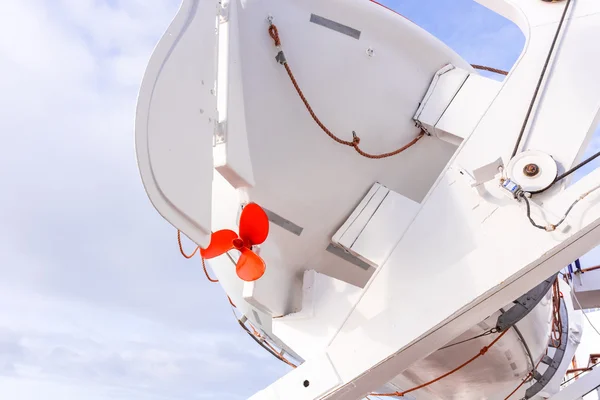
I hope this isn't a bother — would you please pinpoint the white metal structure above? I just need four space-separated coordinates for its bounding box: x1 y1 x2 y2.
135 0 600 398
548 366 600 400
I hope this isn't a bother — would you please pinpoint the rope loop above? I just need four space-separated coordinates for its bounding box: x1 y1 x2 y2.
268 24 280 47
177 230 219 283
177 230 199 259
268 22 423 159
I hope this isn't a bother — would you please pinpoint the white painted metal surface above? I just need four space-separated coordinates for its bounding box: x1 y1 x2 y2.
349 189 419 267
332 183 420 268
435 74 502 146
331 183 390 262
548 366 600 400
308 0 600 396
134 0 600 398
233 0 471 290
243 255 303 316
271 271 362 361
572 270 600 310
413 65 470 141
215 0 255 188
136 0 219 248
389 304 551 399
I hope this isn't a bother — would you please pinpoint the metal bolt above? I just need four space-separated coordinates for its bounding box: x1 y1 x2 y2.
523 163 540 177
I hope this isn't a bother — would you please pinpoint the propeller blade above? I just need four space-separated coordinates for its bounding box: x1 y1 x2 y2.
236 248 266 282
200 229 238 259
239 203 269 245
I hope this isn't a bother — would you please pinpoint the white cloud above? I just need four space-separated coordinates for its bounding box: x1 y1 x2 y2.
0 0 288 398
0 286 257 399
0 283 285 399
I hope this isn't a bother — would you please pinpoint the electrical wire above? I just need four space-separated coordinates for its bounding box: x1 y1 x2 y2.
519 182 600 231
520 194 553 231
519 193 578 232
510 0 573 158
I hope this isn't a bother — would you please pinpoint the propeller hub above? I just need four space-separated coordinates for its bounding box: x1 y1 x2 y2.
233 238 245 250
200 203 269 281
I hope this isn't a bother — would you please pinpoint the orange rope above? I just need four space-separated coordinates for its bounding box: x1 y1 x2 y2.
471 64 509 76
201 256 219 283
551 278 563 348
250 324 298 368
268 23 425 160
503 358 543 399
227 296 237 308
371 329 510 397
581 265 600 273
177 230 218 283
503 371 532 399
177 230 199 258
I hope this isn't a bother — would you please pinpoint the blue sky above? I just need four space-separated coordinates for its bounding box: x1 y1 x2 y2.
0 0 598 399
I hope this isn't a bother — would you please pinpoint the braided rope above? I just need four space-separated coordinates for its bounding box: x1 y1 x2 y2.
268 23 425 160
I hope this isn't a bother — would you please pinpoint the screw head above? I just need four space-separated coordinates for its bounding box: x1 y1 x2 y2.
523 163 540 177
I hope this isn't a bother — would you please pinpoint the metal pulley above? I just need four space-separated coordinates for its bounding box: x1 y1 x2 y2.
506 150 558 193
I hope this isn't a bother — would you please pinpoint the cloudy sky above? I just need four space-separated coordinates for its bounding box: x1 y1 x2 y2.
0 0 598 399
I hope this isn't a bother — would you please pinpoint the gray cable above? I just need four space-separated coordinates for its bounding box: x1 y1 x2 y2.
511 0 573 158
520 193 581 232
501 308 536 374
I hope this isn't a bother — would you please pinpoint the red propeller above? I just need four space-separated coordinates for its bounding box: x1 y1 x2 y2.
200 203 269 282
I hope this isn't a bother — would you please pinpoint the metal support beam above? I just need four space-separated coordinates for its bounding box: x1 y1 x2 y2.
548 367 600 400
497 275 556 331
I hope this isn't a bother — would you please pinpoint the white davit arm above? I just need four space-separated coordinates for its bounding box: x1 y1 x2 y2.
135 0 219 248
547 366 600 400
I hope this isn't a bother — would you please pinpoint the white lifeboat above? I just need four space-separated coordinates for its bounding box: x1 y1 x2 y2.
136 0 600 399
